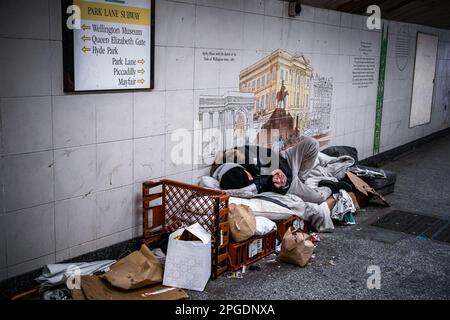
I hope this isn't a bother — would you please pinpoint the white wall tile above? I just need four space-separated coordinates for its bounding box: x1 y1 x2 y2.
96 94 133 143
55 194 96 251
351 13 367 30
133 135 165 183
340 13 352 28
54 146 96 201
96 186 133 238
197 0 244 11
263 16 283 52
53 95 96 148
50 41 64 96
0 0 49 39
49 0 62 41
1 97 52 155
157 0 196 47
194 48 220 89
8 254 55 278
165 90 194 132
166 170 194 184
5 203 55 266
0 39 51 97
296 4 314 23
95 228 133 252
197 6 245 50
154 46 166 91
313 24 340 55
132 183 143 228
244 0 264 14
195 6 222 49
165 47 195 90
134 91 166 138
219 51 243 88
243 13 265 51
56 240 97 263
281 19 305 54
264 0 284 17
3 151 54 212
96 140 132 191
219 10 244 50
165 132 194 176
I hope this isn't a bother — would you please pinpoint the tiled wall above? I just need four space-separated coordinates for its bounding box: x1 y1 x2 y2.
0 0 449 280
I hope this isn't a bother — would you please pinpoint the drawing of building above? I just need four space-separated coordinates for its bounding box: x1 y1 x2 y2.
198 91 254 160
239 49 313 133
309 74 333 134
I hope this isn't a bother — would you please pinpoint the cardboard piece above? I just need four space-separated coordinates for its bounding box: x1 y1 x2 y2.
228 203 256 242
279 228 314 267
163 223 211 292
346 172 389 207
101 244 163 290
79 276 189 300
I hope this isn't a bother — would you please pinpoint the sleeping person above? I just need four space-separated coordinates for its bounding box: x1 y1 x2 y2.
211 136 352 205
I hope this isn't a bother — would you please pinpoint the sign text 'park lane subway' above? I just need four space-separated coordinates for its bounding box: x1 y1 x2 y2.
74 0 150 26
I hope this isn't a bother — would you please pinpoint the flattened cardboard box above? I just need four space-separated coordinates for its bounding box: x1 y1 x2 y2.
75 276 188 300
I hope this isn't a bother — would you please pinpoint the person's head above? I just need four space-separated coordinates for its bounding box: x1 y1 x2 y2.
220 166 253 190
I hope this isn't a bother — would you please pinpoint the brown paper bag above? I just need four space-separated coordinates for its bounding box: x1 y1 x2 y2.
101 244 163 290
228 203 256 242
279 228 314 267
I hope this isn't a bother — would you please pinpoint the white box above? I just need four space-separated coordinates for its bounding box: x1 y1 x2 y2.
163 223 211 292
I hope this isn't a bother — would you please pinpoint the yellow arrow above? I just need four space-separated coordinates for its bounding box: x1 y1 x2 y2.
81 24 91 31
82 47 91 53
138 59 145 64
137 69 145 74
137 79 145 84
81 35 91 42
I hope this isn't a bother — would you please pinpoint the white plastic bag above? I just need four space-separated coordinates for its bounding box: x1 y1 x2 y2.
255 216 277 236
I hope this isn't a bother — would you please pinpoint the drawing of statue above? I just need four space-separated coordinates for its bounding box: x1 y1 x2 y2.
276 81 289 109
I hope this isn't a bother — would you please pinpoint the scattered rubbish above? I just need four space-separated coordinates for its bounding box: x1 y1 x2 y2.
309 232 321 243
151 248 167 266
329 260 336 266
142 287 177 297
225 271 244 279
342 212 356 225
275 239 282 255
35 260 116 290
241 266 247 274
101 244 163 290
42 288 72 300
416 235 430 241
249 264 261 272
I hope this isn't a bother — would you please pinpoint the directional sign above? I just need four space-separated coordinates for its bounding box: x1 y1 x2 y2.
63 0 154 92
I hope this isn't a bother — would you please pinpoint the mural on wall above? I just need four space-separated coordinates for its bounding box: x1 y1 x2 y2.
199 49 334 160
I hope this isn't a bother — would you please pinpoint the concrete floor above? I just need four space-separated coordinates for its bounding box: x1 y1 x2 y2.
190 133 450 300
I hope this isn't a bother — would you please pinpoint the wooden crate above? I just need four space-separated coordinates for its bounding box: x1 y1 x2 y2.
276 216 311 240
228 230 277 271
142 179 230 279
